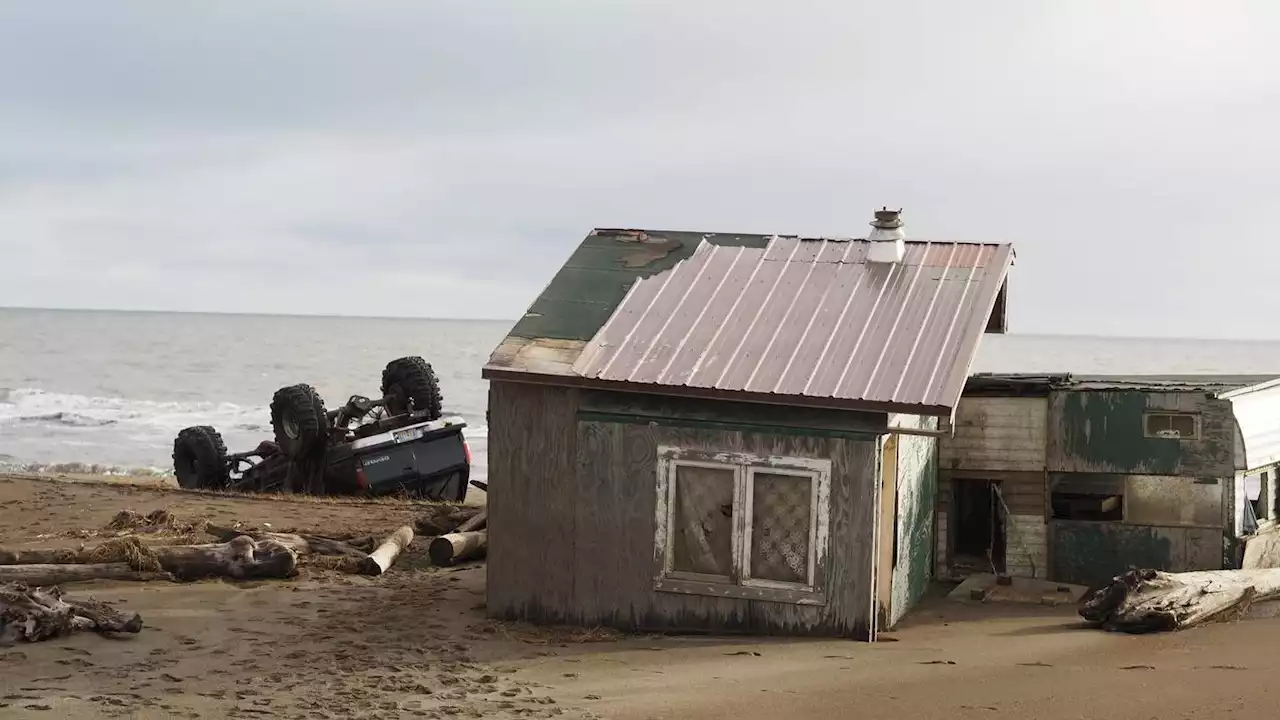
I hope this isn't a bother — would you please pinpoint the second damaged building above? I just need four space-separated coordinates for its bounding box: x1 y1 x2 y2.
938 374 1280 588
483 209 1014 640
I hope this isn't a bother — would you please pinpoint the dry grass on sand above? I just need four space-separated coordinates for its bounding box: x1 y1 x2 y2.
7 473 1280 719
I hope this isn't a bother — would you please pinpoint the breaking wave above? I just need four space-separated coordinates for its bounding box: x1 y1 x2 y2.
0 388 269 434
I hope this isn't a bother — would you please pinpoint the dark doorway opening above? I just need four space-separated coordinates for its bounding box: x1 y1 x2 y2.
952 479 1006 573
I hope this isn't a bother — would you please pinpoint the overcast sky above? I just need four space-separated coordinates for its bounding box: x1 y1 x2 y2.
0 2 1275 339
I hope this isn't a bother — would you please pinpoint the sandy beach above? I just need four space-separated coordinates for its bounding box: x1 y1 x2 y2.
3 472 1280 719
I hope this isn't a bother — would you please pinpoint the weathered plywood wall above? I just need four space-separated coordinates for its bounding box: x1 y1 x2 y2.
889 415 937 626
486 381 582 619
1048 391 1236 477
940 397 1047 472
486 381 881 639
1049 521 1224 588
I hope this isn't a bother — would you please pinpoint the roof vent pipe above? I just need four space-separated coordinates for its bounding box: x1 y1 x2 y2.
867 207 906 264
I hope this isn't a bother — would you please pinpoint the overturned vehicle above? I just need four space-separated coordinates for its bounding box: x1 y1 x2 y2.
171 357 470 500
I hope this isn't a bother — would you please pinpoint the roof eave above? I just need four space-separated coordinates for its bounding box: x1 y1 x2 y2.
482 368 952 418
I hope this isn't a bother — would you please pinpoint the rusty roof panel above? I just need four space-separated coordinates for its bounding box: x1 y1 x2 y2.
571 235 1014 414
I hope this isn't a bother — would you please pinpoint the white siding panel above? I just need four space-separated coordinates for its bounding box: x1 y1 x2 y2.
941 397 1047 472
1225 383 1280 472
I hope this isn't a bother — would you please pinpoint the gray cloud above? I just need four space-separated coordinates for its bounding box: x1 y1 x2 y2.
1 1 1277 337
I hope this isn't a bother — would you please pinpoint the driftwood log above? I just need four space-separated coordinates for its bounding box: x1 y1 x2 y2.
456 509 488 533
205 527 367 562
0 537 296 583
429 531 487 566
1080 568 1280 633
359 526 414 576
1 583 142 645
149 537 298 580
0 563 169 586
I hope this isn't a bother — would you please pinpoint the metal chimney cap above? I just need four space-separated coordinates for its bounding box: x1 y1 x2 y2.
871 207 903 229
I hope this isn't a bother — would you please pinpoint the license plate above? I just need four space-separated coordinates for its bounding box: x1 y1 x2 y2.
393 426 426 443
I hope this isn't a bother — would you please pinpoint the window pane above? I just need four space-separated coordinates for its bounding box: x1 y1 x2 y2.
750 472 813 584
1145 415 1166 434
1169 415 1196 438
671 465 735 576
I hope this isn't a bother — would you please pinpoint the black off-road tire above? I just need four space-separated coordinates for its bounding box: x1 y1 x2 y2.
270 384 329 459
381 356 443 419
173 426 229 490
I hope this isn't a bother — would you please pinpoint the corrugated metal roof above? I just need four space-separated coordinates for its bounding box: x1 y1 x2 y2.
571 235 1014 414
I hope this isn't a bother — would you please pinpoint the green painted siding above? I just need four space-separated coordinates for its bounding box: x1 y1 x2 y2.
510 230 772 342
1047 391 1237 477
890 416 938 626
1050 520 1223 587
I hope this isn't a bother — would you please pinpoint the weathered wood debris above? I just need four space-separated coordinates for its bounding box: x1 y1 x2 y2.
0 583 142 645
428 509 488 566
1080 567 1280 633
0 504 490 586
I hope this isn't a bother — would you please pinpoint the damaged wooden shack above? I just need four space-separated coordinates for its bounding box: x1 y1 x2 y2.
482 209 1014 640
937 373 1280 588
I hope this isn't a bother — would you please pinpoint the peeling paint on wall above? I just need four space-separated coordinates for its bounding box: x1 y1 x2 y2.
1049 391 1236 477
890 414 938 626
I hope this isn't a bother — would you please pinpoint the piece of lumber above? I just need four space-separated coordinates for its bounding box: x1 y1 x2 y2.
429 531 487 566
0 563 167 586
1080 568 1280 633
455 509 488 534
1 582 143 644
359 526 414 576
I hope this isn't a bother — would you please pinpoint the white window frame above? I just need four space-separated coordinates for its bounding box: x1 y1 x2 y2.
1143 412 1201 440
653 446 831 606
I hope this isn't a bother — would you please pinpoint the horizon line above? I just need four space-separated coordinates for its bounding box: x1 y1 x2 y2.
2 305 1279 344
0 304 514 324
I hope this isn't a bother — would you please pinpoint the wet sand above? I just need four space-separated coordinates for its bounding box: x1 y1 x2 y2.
2 473 1279 719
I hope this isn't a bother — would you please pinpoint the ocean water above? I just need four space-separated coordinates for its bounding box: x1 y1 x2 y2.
2 307 1280 477
0 309 509 478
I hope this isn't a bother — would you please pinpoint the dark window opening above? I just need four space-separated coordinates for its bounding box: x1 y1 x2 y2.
952 479 1005 572
1051 473 1125 521
1051 492 1124 521
1143 412 1199 440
